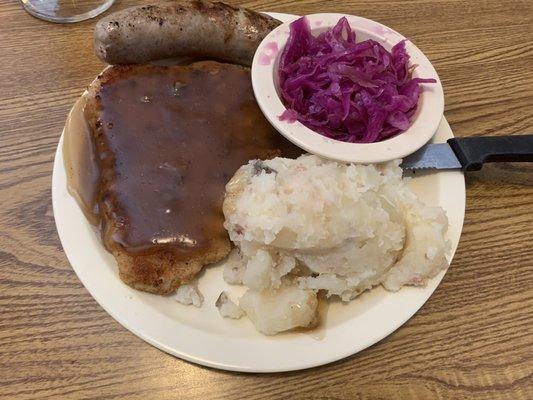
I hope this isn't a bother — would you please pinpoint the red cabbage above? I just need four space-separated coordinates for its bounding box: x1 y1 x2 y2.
278 17 436 143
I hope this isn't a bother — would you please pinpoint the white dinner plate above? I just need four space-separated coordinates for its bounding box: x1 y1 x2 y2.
52 12 465 373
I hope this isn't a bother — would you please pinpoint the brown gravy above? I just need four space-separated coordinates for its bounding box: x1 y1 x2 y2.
65 62 301 258
63 96 100 225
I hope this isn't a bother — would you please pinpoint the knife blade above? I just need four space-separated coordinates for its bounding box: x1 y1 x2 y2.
401 135 533 171
401 143 461 170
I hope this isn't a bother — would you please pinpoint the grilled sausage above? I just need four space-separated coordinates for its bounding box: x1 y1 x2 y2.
94 1 281 66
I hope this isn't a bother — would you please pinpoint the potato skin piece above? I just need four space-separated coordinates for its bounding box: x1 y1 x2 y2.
94 1 281 66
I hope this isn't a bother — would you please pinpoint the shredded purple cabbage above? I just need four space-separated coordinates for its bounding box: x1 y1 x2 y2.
278 17 436 143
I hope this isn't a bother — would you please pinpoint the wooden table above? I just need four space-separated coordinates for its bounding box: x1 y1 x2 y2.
1 0 532 398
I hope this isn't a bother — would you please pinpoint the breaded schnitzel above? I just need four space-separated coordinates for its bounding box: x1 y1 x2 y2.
76 62 300 294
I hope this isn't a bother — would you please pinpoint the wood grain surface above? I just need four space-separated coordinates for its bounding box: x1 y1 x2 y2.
1 0 532 399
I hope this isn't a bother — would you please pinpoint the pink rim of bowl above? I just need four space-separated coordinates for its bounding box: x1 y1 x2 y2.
251 13 445 164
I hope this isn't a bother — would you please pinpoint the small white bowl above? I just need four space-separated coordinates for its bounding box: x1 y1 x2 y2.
251 13 444 163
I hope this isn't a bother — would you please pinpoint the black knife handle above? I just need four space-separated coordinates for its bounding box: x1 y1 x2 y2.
447 135 533 171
